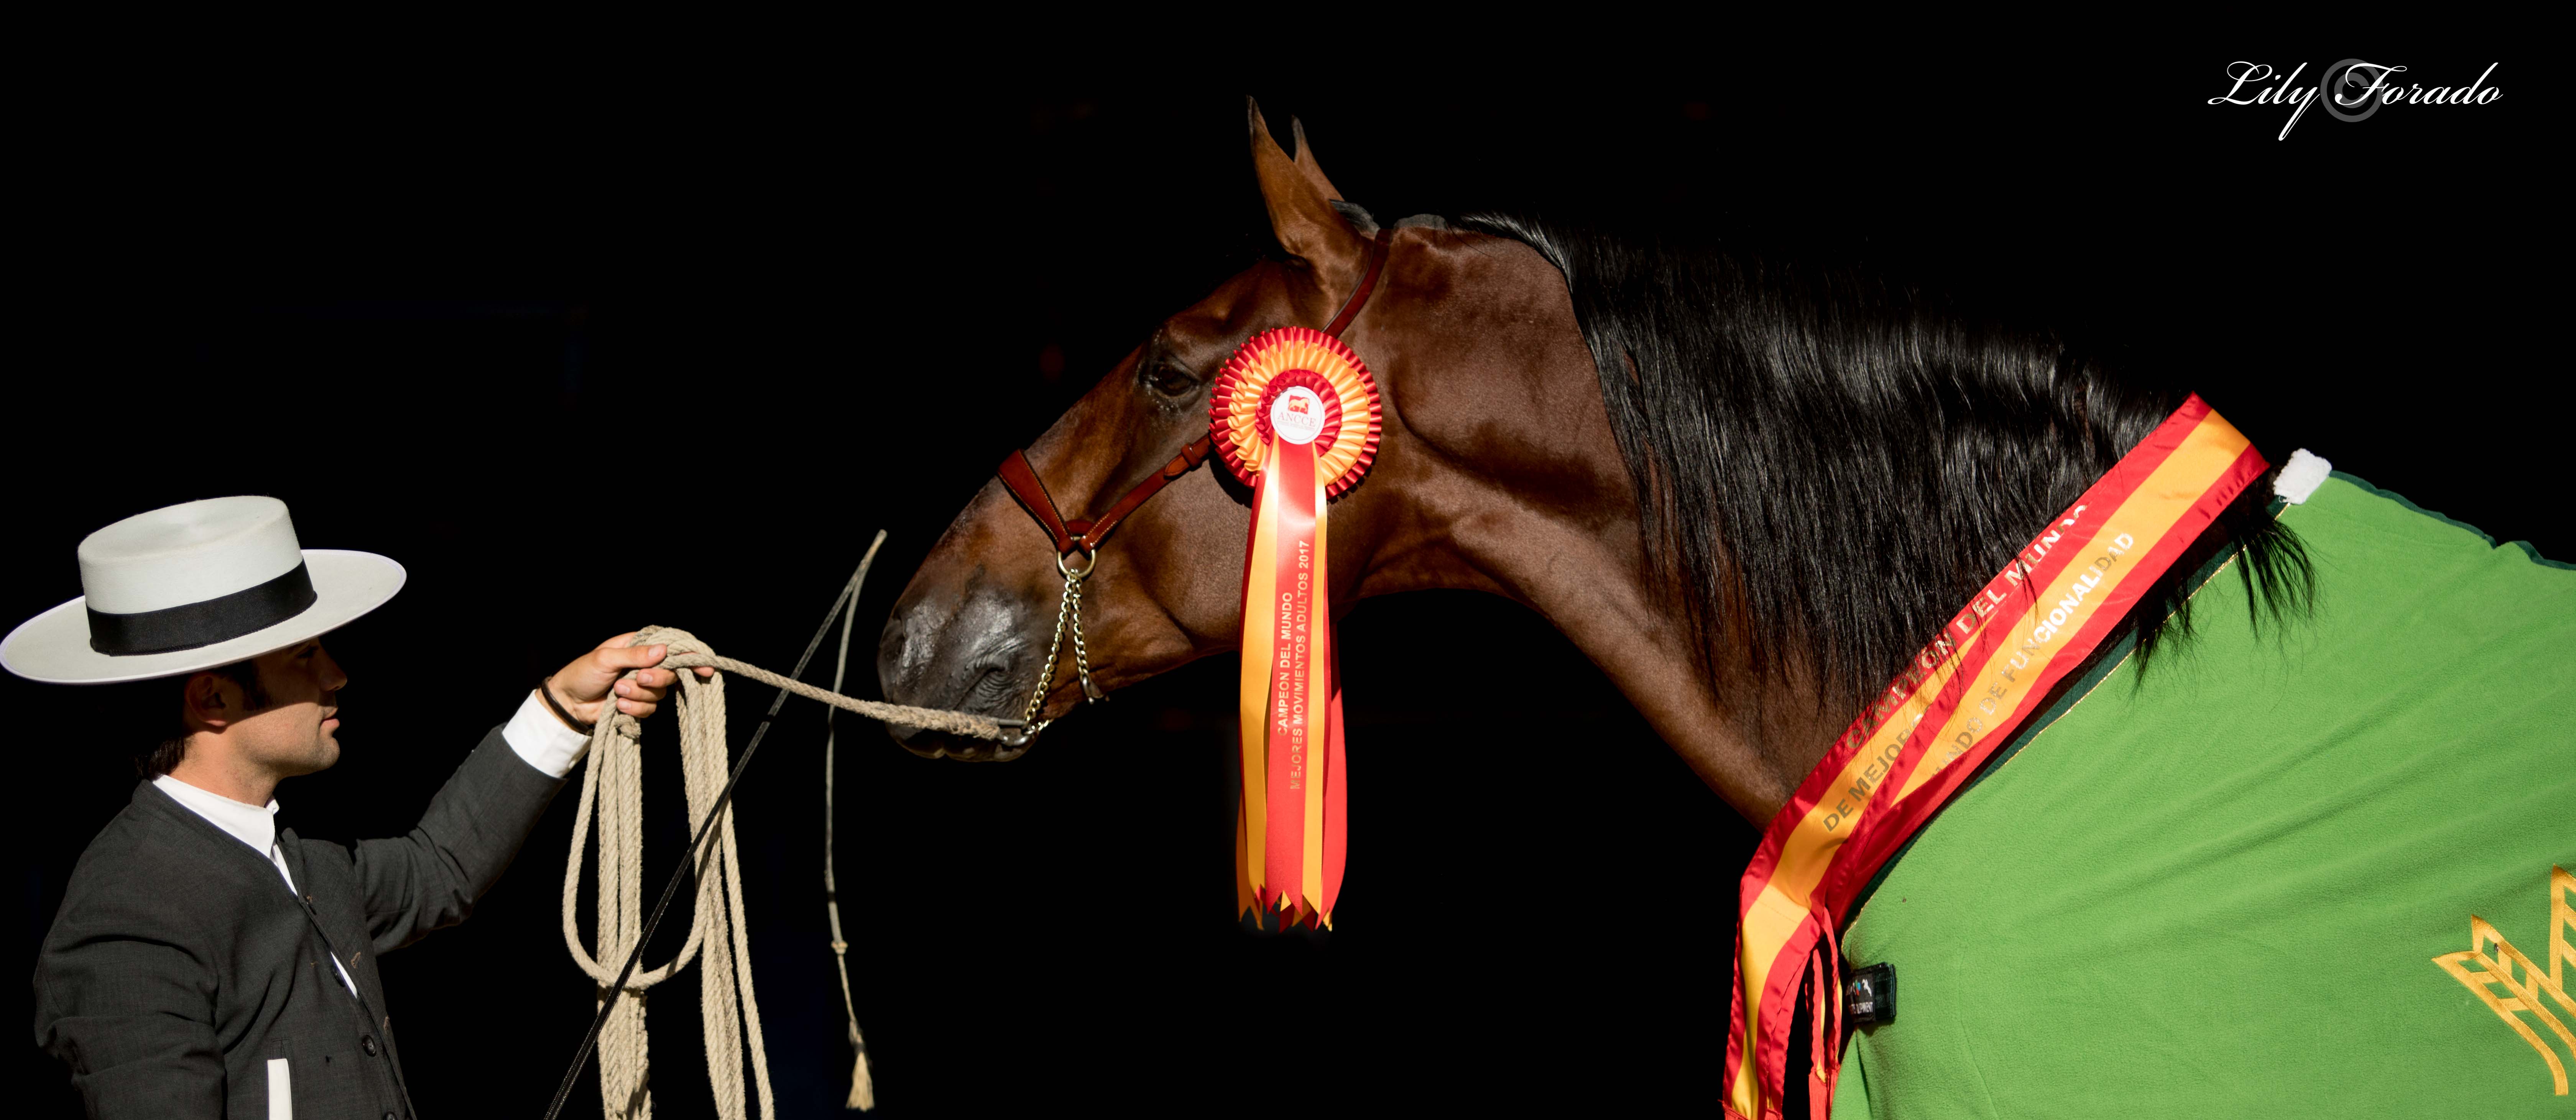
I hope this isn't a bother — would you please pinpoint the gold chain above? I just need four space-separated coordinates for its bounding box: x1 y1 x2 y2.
1011 550 1104 745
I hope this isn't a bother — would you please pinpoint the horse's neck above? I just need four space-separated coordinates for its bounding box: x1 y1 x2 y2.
1356 425 1841 826
1465 528 1840 823
1347 229 1847 824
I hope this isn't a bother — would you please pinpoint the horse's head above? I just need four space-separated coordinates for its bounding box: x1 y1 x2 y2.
876 101 1628 762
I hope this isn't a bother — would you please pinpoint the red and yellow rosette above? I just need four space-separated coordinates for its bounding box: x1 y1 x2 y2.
1209 327 1382 930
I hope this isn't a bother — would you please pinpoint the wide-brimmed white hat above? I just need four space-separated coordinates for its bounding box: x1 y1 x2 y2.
2 496 405 685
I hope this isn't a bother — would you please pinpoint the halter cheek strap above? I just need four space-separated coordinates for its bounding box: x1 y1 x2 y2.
1321 227 1389 339
997 225 1393 555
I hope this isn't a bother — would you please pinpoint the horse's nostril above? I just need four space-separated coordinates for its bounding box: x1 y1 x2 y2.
965 663 1017 709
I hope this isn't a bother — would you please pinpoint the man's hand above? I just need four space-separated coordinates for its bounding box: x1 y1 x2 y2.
543 632 717 727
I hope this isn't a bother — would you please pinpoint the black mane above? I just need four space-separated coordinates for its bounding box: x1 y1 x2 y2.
1456 212 2310 715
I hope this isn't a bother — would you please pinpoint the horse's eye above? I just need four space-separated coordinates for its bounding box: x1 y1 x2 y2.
1146 365 1197 398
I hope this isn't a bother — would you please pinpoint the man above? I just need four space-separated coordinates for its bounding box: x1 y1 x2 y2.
6 495 704 1117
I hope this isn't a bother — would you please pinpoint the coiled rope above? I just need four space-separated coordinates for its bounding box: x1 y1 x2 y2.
549 537 1020 1119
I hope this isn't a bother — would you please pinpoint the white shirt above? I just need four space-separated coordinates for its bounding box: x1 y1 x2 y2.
151 690 592 998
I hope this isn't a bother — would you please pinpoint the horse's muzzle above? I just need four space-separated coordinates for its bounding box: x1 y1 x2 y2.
876 588 1042 762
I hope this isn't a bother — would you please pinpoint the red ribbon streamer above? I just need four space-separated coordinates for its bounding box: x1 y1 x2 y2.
1242 434 1347 927
1263 439 1314 911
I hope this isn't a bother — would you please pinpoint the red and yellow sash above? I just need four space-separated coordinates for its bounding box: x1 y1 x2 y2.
1211 327 1383 930
1724 396 2265 1119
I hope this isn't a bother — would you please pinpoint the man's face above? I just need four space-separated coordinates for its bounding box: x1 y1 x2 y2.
226 639 349 777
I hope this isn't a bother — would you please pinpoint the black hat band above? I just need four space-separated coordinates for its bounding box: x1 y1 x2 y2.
86 561 319 657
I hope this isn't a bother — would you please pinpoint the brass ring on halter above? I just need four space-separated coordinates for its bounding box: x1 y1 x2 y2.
1056 550 1097 580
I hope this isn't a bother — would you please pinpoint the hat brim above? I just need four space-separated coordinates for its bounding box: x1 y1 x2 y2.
0 550 406 685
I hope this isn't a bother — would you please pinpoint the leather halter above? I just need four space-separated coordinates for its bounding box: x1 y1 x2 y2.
998 225 1394 556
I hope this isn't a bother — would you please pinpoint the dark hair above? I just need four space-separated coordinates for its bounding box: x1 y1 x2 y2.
1455 212 2311 716
137 659 270 778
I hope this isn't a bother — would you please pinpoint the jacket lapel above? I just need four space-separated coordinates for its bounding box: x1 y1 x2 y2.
133 782 382 1004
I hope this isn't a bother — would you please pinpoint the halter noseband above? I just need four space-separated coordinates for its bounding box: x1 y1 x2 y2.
990 226 1394 743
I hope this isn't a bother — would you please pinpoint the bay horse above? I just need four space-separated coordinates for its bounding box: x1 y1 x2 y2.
874 102 2299 819
876 103 2573 1116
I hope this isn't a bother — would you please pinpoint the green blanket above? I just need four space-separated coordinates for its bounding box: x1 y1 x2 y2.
1832 473 2576 1117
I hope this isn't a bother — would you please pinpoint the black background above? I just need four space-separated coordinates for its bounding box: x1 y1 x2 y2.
9 54 2553 1117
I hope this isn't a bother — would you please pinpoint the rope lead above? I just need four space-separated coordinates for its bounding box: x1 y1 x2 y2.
546 532 1008 1120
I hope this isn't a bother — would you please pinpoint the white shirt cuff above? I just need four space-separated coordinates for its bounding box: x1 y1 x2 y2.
502 690 592 778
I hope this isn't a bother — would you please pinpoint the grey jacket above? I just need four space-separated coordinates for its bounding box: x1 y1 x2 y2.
34 726 565 1118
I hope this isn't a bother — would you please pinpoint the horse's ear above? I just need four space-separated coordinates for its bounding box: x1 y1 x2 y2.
1287 116 1345 203
1248 98 1364 283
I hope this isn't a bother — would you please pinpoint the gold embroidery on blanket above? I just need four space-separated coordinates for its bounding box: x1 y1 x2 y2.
2433 866 2576 1095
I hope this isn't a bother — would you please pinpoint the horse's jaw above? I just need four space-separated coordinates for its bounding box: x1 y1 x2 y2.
893 732 1032 763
